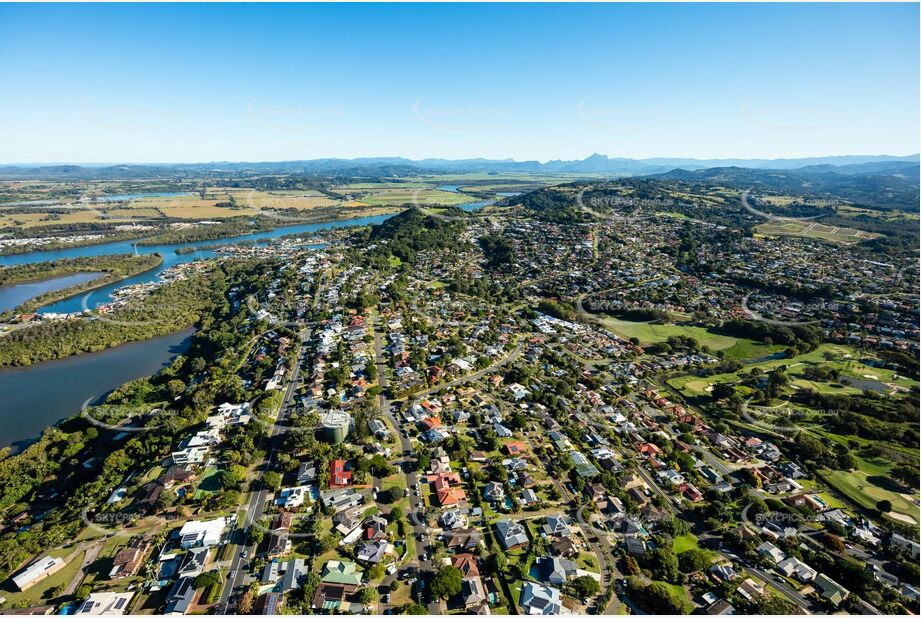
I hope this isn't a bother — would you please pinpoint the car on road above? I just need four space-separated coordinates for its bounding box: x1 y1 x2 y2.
240 550 248 559
228 571 235 579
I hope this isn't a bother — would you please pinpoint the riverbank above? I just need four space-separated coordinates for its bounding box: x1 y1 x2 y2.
0 260 227 367
0 327 195 451
0 253 164 317
0 273 102 314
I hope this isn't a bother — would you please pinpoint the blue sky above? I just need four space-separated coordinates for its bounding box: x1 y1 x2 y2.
0 3 917 163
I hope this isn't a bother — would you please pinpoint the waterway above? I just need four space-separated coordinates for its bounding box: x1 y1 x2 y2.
0 328 194 451
0 204 493 448
0 272 102 313
0 214 396 313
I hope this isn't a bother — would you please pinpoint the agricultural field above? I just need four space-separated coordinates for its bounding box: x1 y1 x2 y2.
0 188 380 230
338 187 479 207
213 188 340 211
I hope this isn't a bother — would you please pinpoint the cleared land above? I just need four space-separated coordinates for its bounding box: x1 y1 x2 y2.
342 188 479 207
0 189 378 229
756 220 880 244
598 317 738 351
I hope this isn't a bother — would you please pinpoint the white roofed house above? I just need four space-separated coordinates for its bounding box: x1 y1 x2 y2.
755 541 786 565
177 517 227 548
275 486 310 509
171 445 210 466
777 557 817 582
11 556 67 591
75 592 135 615
508 383 529 400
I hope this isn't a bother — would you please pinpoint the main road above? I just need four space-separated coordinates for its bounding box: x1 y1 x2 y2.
370 312 429 566
218 329 309 610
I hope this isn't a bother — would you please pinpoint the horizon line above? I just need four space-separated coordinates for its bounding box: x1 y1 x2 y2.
2 152 919 167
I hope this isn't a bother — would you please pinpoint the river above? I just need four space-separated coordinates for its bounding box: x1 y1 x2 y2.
0 272 102 313
0 217 388 449
0 328 194 451
0 214 395 313
0 205 495 449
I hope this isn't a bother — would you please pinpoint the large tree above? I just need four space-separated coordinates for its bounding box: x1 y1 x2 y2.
430 565 463 600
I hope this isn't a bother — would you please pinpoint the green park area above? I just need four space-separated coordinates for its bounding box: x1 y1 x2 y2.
667 344 918 399
599 318 738 351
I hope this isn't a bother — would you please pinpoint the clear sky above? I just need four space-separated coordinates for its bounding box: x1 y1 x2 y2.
0 3 918 164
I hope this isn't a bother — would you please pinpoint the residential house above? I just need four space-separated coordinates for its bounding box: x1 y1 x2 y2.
535 557 576 586
519 582 562 615
755 541 786 565
777 557 816 582
496 519 529 550
461 576 488 610
330 460 352 489
74 592 135 615
541 515 572 538
445 528 483 552
164 577 196 615
109 538 152 580
177 518 226 549
814 573 850 607
453 553 480 578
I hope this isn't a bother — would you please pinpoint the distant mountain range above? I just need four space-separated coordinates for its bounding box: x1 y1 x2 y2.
0 153 917 179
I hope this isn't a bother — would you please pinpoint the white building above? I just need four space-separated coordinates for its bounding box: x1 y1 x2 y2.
75 592 135 615
12 556 67 591
178 518 227 548
276 486 310 509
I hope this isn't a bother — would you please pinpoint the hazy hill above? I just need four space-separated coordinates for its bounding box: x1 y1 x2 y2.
0 153 917 180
